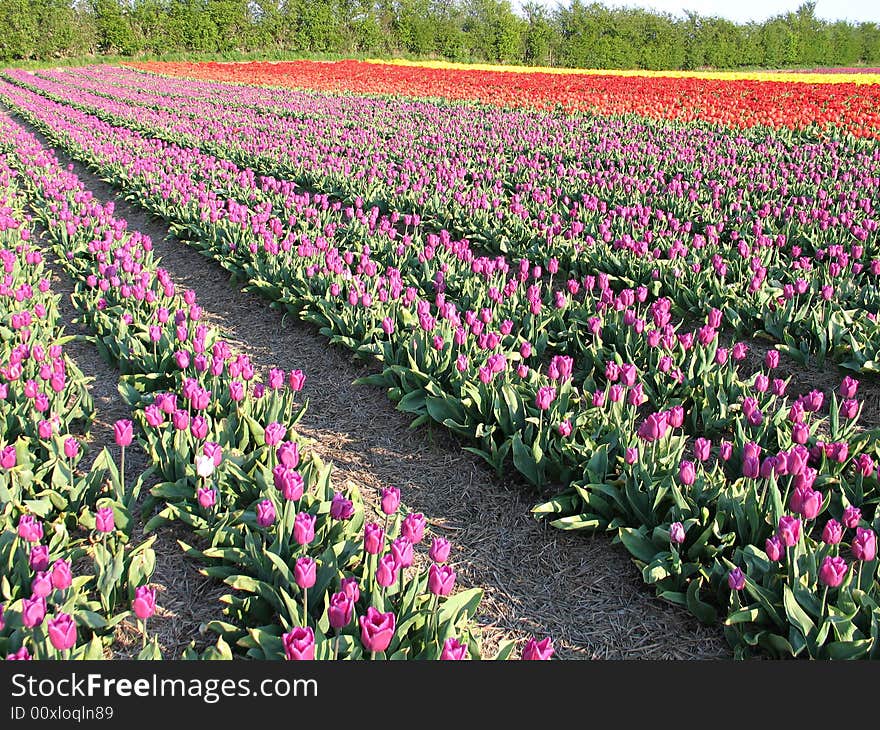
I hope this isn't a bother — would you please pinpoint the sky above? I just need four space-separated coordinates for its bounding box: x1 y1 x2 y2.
519 0 880 24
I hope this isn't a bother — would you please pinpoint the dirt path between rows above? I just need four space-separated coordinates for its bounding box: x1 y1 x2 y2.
13 114 730 659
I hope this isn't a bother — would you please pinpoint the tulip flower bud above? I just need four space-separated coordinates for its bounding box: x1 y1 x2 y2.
822 519 843 545
429 537 451 563
294 557 316 589
47 612 76 652
197 487 216 509
765 535 784 562
133 586 157 620
29 545 50 572
429 563 456 596
727 567 746 591
22 595 46 628
277 441 300 469
328 592 353 630
401 512 426 544
778 516 801 547
819 556 848 588
330 492 355 520
852 528 877 562
282 626 315 660
521 636 554 660
293 512 316 546
195 454 215 479
440 637 470 660
114 419 133 447
364 523 385 555
376 554 399 587
669 522 686 545
264 421 287 446
678 461 696 486
359 607 395 654
842 505 862 529
256 499 276 528
340 577 360 603
95 507 115 534
0 445 16 469
31 571 53 598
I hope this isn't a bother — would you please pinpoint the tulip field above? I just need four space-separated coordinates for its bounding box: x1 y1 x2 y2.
0 59 879 661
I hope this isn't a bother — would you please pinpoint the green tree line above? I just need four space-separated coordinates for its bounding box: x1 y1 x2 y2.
2 0 879 69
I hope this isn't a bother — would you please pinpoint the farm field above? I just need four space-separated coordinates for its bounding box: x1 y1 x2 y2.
0 59 879 661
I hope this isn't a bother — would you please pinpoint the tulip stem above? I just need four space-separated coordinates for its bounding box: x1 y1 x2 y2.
334 631 341 661
120 445 125 500
371 650 376 661
820 585 829 620
303 586 308 624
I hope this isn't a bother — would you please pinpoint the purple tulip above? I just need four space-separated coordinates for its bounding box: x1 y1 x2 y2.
22 595 46 628
765 535 784 562
822 520 844 545
678 461 696 486
282 626 315 660
624 447 638 464
294 557 316 589
440 637 470 660
197 487 216 509
47 612 76 652
669 522 686 545
203 441 223 467
842 506 862 529
840 376 859 398
330 492 354 520
340 577 360 603
31 571 53 599
376 554 399 587
359 607 396 653
132 586 157 620
778 516 802 547
293 512 316 546
790 486 823 520
63 437 79 459
852 528 877 562
535 386 556 411
264 421 286 446
819 556 849 588
401 512 426 544
277 440 300 468
18 515 43 542
521 636 554 660
364 523 385 555
637 412 668 442
727 567 746 591
255 499 276 528
272 465 304 502
29 545 50 572
428 563 456 596
429 537 451 563
328 592 353 630
0 441 20 470
380 487 400 515
95 507 115 534
288 370 306 392
391 536 414 570
114 419 133 447
693 438 711 462
6 647 31 661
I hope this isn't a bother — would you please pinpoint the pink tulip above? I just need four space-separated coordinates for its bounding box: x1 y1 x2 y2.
819 556 849 588
47 612 76 651
132 586 157 620
521 636 554 660
359 607 395 653
282 626 315 660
